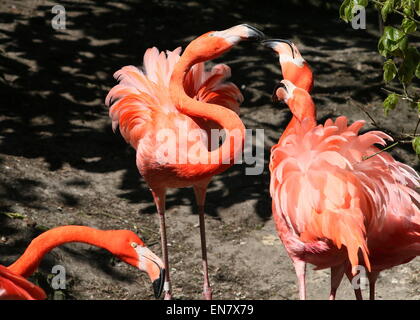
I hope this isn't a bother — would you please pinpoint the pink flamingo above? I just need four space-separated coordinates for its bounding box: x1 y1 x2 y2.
265 39 420 300
1 225 165 299
106 24 264 299
269 78 420 300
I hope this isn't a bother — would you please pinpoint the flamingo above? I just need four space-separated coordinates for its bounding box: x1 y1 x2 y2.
265 39 420 299
105 24 265 299
262 38 361 299
1 225 165 299
268 78 420 300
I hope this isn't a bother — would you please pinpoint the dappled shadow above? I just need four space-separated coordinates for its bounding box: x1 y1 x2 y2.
0 0 408 227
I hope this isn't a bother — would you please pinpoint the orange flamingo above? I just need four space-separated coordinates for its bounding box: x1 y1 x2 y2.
1 225 165 299
105 24 264 299
269 78 420 300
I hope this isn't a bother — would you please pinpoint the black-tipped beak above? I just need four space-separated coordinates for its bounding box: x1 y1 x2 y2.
152 268 165 299
241 24 265 41
261 39 295 58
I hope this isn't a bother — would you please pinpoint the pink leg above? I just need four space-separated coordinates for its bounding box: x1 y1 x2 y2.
193 183 212 300
330 264 345 300
345 268 363 300
151 189 172 300
292 259 306 300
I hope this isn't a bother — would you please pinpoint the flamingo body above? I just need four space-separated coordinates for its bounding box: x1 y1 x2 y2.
270 79 420 299
106 47 244 189
106 25 265 299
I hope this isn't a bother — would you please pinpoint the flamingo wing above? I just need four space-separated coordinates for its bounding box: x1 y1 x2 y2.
270 117 373 270
271 115 420 270
105 47 243 149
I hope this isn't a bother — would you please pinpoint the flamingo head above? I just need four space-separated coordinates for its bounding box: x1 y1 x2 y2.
106 230 165 299
263 39 313 92
262 39 304 65
272 79 315 121
272 79 296 105
184 24 265 63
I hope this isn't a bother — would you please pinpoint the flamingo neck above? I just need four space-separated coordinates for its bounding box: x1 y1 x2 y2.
169 50 245 173
279 95 316 143
278 116 298 144
8 226 108 278
281 62 313 92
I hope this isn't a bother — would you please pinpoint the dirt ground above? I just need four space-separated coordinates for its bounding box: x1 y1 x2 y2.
0 0 418 300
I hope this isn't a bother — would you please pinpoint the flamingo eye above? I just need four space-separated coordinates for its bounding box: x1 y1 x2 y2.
131 242 138 248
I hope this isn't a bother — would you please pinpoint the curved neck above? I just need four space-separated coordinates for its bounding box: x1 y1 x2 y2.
279 94 316 144
282 62 313 93
8 226 108 278
169 49 245 175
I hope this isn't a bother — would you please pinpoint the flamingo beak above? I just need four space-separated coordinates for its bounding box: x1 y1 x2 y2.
214 24 265 44
152 266 165 299
135 246 165 298
240 24 265 41
261 39 295 58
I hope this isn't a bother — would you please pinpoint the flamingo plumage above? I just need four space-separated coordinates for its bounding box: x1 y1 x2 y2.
269 77 420 300
0 265 46 300
265 39 420 299
1 225 165 300
105 24 264 299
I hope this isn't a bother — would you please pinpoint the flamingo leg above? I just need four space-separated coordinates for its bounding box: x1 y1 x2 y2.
292 259 306 300
345 267 363 300
193 183 212 300
368 271 379 300
152 189 171 300
329 264 346 300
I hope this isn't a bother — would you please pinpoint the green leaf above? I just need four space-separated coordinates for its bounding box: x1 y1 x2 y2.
379 27 409 57
383 26 405 42
416 62 420 79
381 0 395 22
412 137 420 155
340 0 352 21
418 101 420 113
378 36 387 57
416 0 420 16
401 18 417 34
345 1 355 21
383 59 398 82
356 0 369 7
398 36 409 55
399 46 420 83
378 36 389 57
383 93 399 115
